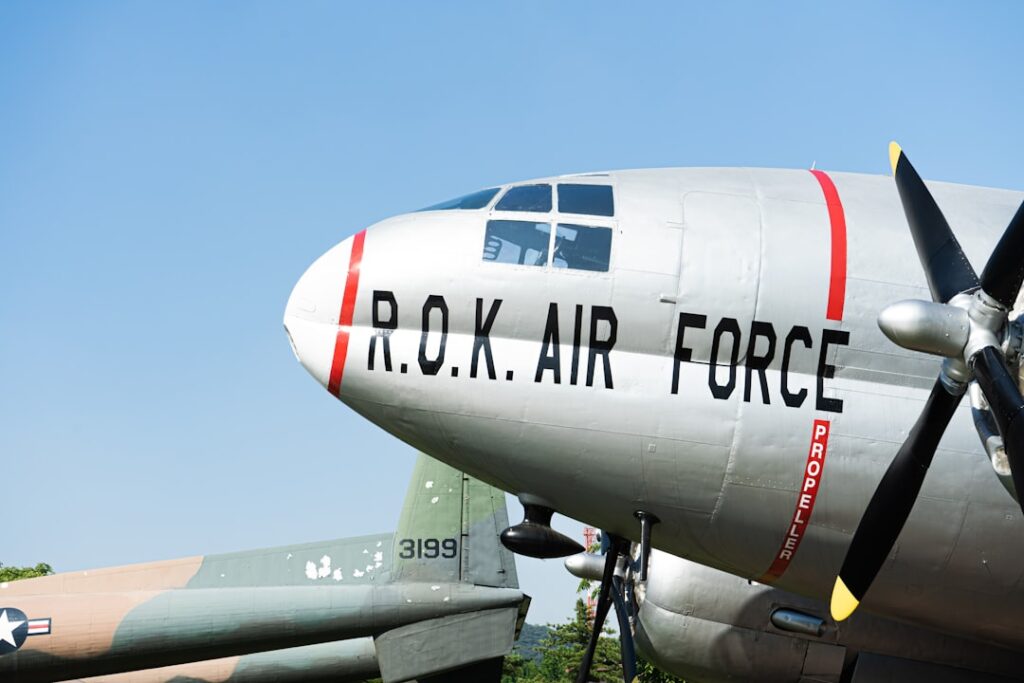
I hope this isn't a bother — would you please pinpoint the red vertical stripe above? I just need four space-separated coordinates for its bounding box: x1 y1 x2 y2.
327 230 367 396
809 170 847 321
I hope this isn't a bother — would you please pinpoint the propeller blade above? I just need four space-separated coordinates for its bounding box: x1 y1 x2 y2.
610 575 638 683
832 378 964 621
889 142 979 303
576 542 619 683
979 201 1024 310
971 346 1024 507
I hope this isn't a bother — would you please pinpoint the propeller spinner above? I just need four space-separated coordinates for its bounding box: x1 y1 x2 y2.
831 143 1024 621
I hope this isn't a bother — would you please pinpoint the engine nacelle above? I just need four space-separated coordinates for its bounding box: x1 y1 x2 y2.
634 559 843 682
633 552 1023 683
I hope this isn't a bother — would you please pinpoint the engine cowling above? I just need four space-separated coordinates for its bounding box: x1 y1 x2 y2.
632 551 1023 683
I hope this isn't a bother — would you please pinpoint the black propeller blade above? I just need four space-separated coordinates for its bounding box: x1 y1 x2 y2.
832 143 1024 621
831 379 964 619
889 143 979 303
972 346 1024 494
576 534 636 683
979 201 1024 310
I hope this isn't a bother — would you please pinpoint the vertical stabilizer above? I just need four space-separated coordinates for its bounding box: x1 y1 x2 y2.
392 454 518 588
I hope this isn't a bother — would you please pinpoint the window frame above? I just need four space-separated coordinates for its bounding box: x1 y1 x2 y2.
556 183 615 218
481 219 553 268
493 183 553 213
482 179 617 274
551 222 614 273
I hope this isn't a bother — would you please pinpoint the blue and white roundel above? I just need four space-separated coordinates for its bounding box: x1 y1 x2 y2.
0 608 29 655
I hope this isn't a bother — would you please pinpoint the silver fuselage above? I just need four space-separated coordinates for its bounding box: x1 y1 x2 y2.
284 168 1024 652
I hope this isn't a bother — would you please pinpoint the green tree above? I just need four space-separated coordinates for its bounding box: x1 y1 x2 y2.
533 599 625 682
0 562 53 582
501 652 545 683
502 586 688 682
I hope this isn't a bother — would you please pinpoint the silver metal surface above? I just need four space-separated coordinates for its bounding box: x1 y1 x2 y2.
877 299 969 358
564 552 605 582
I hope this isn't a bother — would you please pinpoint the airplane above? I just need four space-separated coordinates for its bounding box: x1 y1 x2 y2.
283 143 1024 681
0 454 529 682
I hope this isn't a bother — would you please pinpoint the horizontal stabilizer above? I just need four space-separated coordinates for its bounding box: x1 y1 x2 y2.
374 607 519 683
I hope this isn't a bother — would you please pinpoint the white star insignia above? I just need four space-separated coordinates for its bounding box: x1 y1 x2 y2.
0 609 25 648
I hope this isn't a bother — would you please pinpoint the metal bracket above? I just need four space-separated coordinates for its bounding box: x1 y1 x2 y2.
634 511 659 582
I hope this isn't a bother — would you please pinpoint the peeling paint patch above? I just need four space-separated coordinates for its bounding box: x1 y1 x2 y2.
333 569 343 581
431 496 439 504
373 551 384 563
286 553 293 560
220 573 226 578
353 569 365 578
366 564 374 572
318 555 333 578
443 596 450 602
425 480 434 489
376 541 383 547
431 585 440 591
305 562 318 580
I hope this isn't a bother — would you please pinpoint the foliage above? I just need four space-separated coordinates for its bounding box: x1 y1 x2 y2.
0 562 53 582
635 658 687 683
502 600 687 682
514 622 552 663
537 600 624 682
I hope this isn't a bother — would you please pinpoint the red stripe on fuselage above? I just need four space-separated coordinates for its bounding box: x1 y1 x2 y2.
327 230 367 396
809 170 847 322
757 174 846 582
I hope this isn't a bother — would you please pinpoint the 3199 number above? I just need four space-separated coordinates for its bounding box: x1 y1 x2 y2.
398 538 458 559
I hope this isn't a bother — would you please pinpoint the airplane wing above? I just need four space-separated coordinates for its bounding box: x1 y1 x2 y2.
0 453 527 683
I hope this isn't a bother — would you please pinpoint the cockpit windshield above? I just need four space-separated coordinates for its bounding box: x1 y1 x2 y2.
494 184 552 213
416 187 500 212
558 184 614 217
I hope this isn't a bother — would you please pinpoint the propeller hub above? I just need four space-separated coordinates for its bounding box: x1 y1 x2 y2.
964 289 1008 361
878 290 1010 392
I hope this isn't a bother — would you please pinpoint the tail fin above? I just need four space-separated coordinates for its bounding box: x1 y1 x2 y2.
391 454 517 588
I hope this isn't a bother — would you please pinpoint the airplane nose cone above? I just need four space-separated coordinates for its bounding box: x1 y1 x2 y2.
284 232 364 395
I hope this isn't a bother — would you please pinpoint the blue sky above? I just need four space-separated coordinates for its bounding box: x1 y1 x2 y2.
2 3 1023 625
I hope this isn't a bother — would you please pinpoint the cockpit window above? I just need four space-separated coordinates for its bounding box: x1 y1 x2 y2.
417 188 500 212
482 220 551 266
494 184 552 213
552 224 612 272
557 184 614 217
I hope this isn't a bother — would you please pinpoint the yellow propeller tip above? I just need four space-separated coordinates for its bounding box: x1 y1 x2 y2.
830 577 860 621
888 141 902 176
